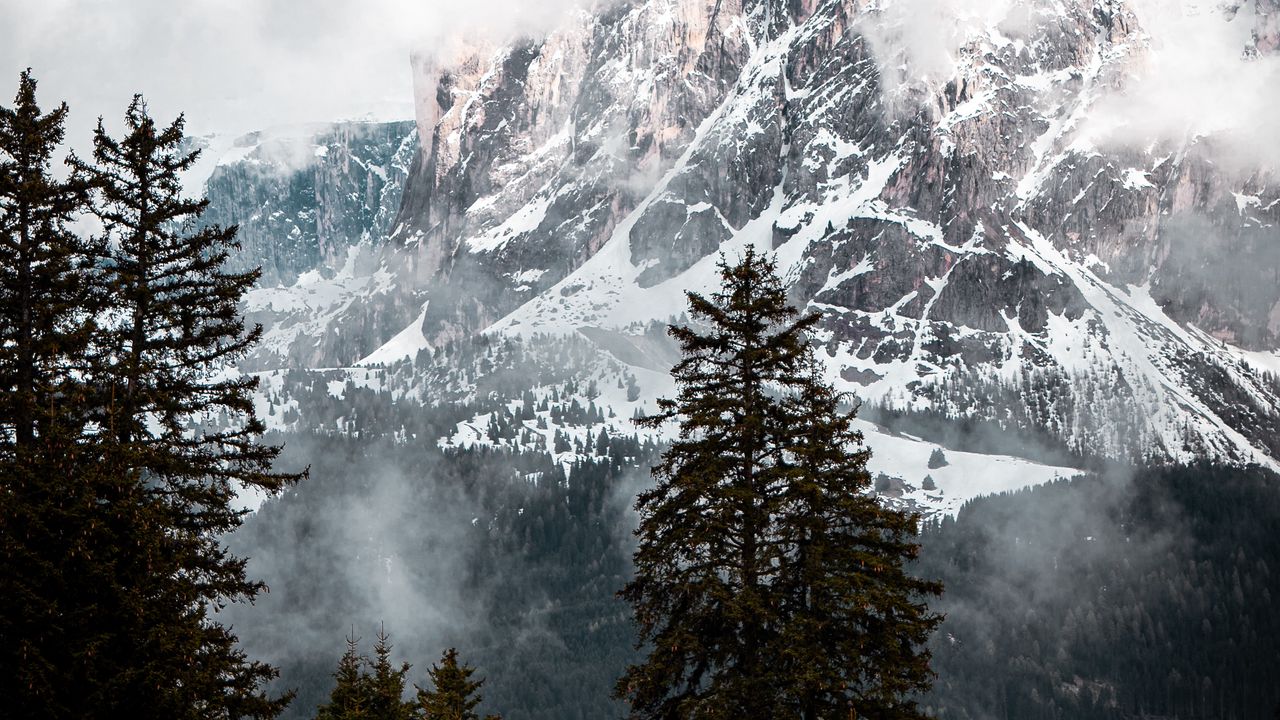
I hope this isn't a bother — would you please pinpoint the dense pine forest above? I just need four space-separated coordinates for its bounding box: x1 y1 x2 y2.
231 434 1280 719
921 464 1280 719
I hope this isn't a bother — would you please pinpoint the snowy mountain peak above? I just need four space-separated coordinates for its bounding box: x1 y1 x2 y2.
215 0 1280 487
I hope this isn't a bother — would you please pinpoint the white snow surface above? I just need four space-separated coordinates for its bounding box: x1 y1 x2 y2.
358 303 430 366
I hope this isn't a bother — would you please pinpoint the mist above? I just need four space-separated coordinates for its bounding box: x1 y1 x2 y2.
916 463 1280 716
1087 0 1280 170
857 0 1280 169
222 425 651 719
0 0 589 149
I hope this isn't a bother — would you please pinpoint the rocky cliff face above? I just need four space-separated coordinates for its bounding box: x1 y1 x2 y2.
1256 0 1280 52
199 121 417 287
222 0 1280 466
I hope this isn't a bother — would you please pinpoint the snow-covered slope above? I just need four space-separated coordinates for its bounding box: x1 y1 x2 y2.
187 120 421 369
209 0 1280 511
354 0 1280 467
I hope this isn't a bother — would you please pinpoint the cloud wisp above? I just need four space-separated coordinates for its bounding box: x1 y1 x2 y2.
0 0 588 146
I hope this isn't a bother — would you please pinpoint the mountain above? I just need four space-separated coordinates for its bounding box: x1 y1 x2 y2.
185 120 419 369
197 0 1280 503
189 3 1280 716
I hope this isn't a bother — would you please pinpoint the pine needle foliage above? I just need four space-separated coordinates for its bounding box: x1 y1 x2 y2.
616 248 942 720
317 633 375 720
314 628 413 720
416 648 500 720
369 628 415 720
0 69 96 453
77 94 299 515
0 76 300 719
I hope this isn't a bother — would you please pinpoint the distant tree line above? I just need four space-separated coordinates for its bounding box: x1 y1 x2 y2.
917 463 1280 719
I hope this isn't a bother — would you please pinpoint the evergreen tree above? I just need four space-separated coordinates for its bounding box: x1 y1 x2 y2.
0 70 118 720
0 69 95 451
416 648 499 720
616 249 941 719
1 79 298 719
317 633 374 720
67 94 300 719
617 248 818 718
774 371 941 719
78 94 295 501
368 627 414 720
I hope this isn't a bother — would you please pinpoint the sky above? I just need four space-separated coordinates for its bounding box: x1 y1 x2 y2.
0 0 584 147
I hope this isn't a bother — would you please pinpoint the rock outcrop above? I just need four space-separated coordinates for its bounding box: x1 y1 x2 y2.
213 0 1280 465
202 121 417 287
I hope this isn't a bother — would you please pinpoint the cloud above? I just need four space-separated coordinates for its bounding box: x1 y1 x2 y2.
857 0 1280 169
856 0 1023 98
1086 0 1280 170
0 0 589 148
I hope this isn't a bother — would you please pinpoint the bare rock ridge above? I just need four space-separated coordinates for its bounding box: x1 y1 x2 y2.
213 0 1280 466
200 121 417 287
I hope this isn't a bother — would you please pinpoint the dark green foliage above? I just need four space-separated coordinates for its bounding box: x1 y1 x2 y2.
417 648 499 720
618 249 941 719
78 94 297 499
317 634 374 720
0 69 101 716
80 94 299 718
917 464 1280 719
371 630 415 720
776 374 943 719
927 448 948 469
0 69 95 451
0 77 297 719
315 629 413 720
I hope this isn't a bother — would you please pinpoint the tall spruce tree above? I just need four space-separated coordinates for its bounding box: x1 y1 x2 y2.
774 371 942 719
0 74 300 717
62 95 297 717
0 69 117 719
416 648 499 720
368 628 414 720
78 94 293 500
317 633 374 720
0 69 96 451
616 249 941 719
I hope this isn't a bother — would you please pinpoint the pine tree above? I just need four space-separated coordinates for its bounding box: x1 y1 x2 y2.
317 632 374 720
368 627 414 720
616 249 942 719
0 69 96 451
416 648 499 720
0 69 121 720
617 247 818 718
69 95 296 717
774 371 942 719
77 94 296 501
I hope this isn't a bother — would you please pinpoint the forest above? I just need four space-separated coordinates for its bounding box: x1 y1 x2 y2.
230 431 1280 719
